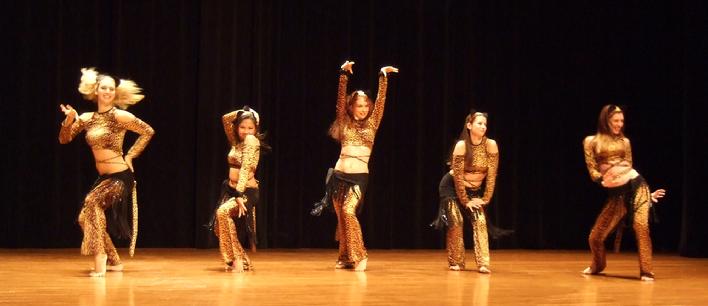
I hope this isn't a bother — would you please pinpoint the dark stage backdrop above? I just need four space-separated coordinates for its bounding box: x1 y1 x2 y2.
3 1 706 257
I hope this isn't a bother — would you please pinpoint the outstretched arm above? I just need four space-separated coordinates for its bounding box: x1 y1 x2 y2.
58 104 84 144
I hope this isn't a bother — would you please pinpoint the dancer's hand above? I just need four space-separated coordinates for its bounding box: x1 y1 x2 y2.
380 66 399 77
59 104 78 125
341 60 355 74
466 198 484 210
651 189 666 203
236 197 247 217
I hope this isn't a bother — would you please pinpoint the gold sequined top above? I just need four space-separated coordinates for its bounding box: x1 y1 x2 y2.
451 137 499 204
59 108 154 159
335 70 389 149
583 134 632 182
223 111 260 193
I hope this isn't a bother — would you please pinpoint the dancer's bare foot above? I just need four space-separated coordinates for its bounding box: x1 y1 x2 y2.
335 261 354 269
107 264 123 272
233 258 245 273
449 265 461 271
90 254 107 277
478 266 491 274
354 258 367 272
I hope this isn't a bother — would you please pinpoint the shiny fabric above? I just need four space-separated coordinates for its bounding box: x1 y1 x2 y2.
221 111 261 192
59 108 154 159
451 155 471 205
436 173 490 268
335 70 389 149
588 176 653 277
334 186 368 264
226 142 260 192
584 134 653 278
583 134 632 182
212 111 262 268
213 187 259 269
77 169 136 264
463 138 499 203
59 108 151 258
312 170 369 216
311 171 370 264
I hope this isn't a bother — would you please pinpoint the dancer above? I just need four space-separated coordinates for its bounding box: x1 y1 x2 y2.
211 106 265 272
59 68 154 277
312 60 398 271
432 110 498 273
582 104 665 281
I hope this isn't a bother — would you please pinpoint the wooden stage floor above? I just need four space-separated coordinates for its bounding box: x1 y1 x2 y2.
1 249 707 305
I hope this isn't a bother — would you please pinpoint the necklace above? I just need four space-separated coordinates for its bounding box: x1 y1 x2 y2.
97 106 115 114
470 136 486 146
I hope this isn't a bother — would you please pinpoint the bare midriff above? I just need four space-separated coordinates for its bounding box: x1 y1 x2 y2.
228 168 258 189
335 145 371 173
93 149 129 175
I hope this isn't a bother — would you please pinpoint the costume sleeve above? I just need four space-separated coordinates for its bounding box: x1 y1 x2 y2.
235 136 260 193
624 137 633 166
369 72 389 129
58 114 84 144
451 154 470 205
335 70 351 122
122 117 155 159
583 136 602 183
222 111 239 147
482 151 499 204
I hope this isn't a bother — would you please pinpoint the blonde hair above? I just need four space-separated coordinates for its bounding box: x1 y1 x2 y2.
77 67 145 109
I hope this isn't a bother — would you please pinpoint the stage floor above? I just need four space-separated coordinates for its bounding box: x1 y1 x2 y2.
1 249 707 305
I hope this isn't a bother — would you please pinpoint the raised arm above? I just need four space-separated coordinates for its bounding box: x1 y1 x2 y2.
222 110 240 147
451 141 471 206
481 139 499 204
336 61 353 122
58 104 85 144
115 110 155 159
369 66 398 129
235 135 260 193
583 136 602 183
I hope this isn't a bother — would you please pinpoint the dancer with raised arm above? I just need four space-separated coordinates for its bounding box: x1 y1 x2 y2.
312 60 398 271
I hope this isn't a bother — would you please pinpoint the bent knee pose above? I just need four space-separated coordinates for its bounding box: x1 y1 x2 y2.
211 106 266 272
59 68 154 277
433 110 498 273
312 60 398 271
582 104 666 281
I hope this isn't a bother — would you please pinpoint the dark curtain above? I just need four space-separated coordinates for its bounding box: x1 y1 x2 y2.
678 0 708 257
2 0 705 256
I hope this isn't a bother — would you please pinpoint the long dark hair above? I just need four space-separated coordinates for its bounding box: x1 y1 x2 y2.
233 105 271 152
596 104 624 136
447 109 488 163
328 90 373 141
